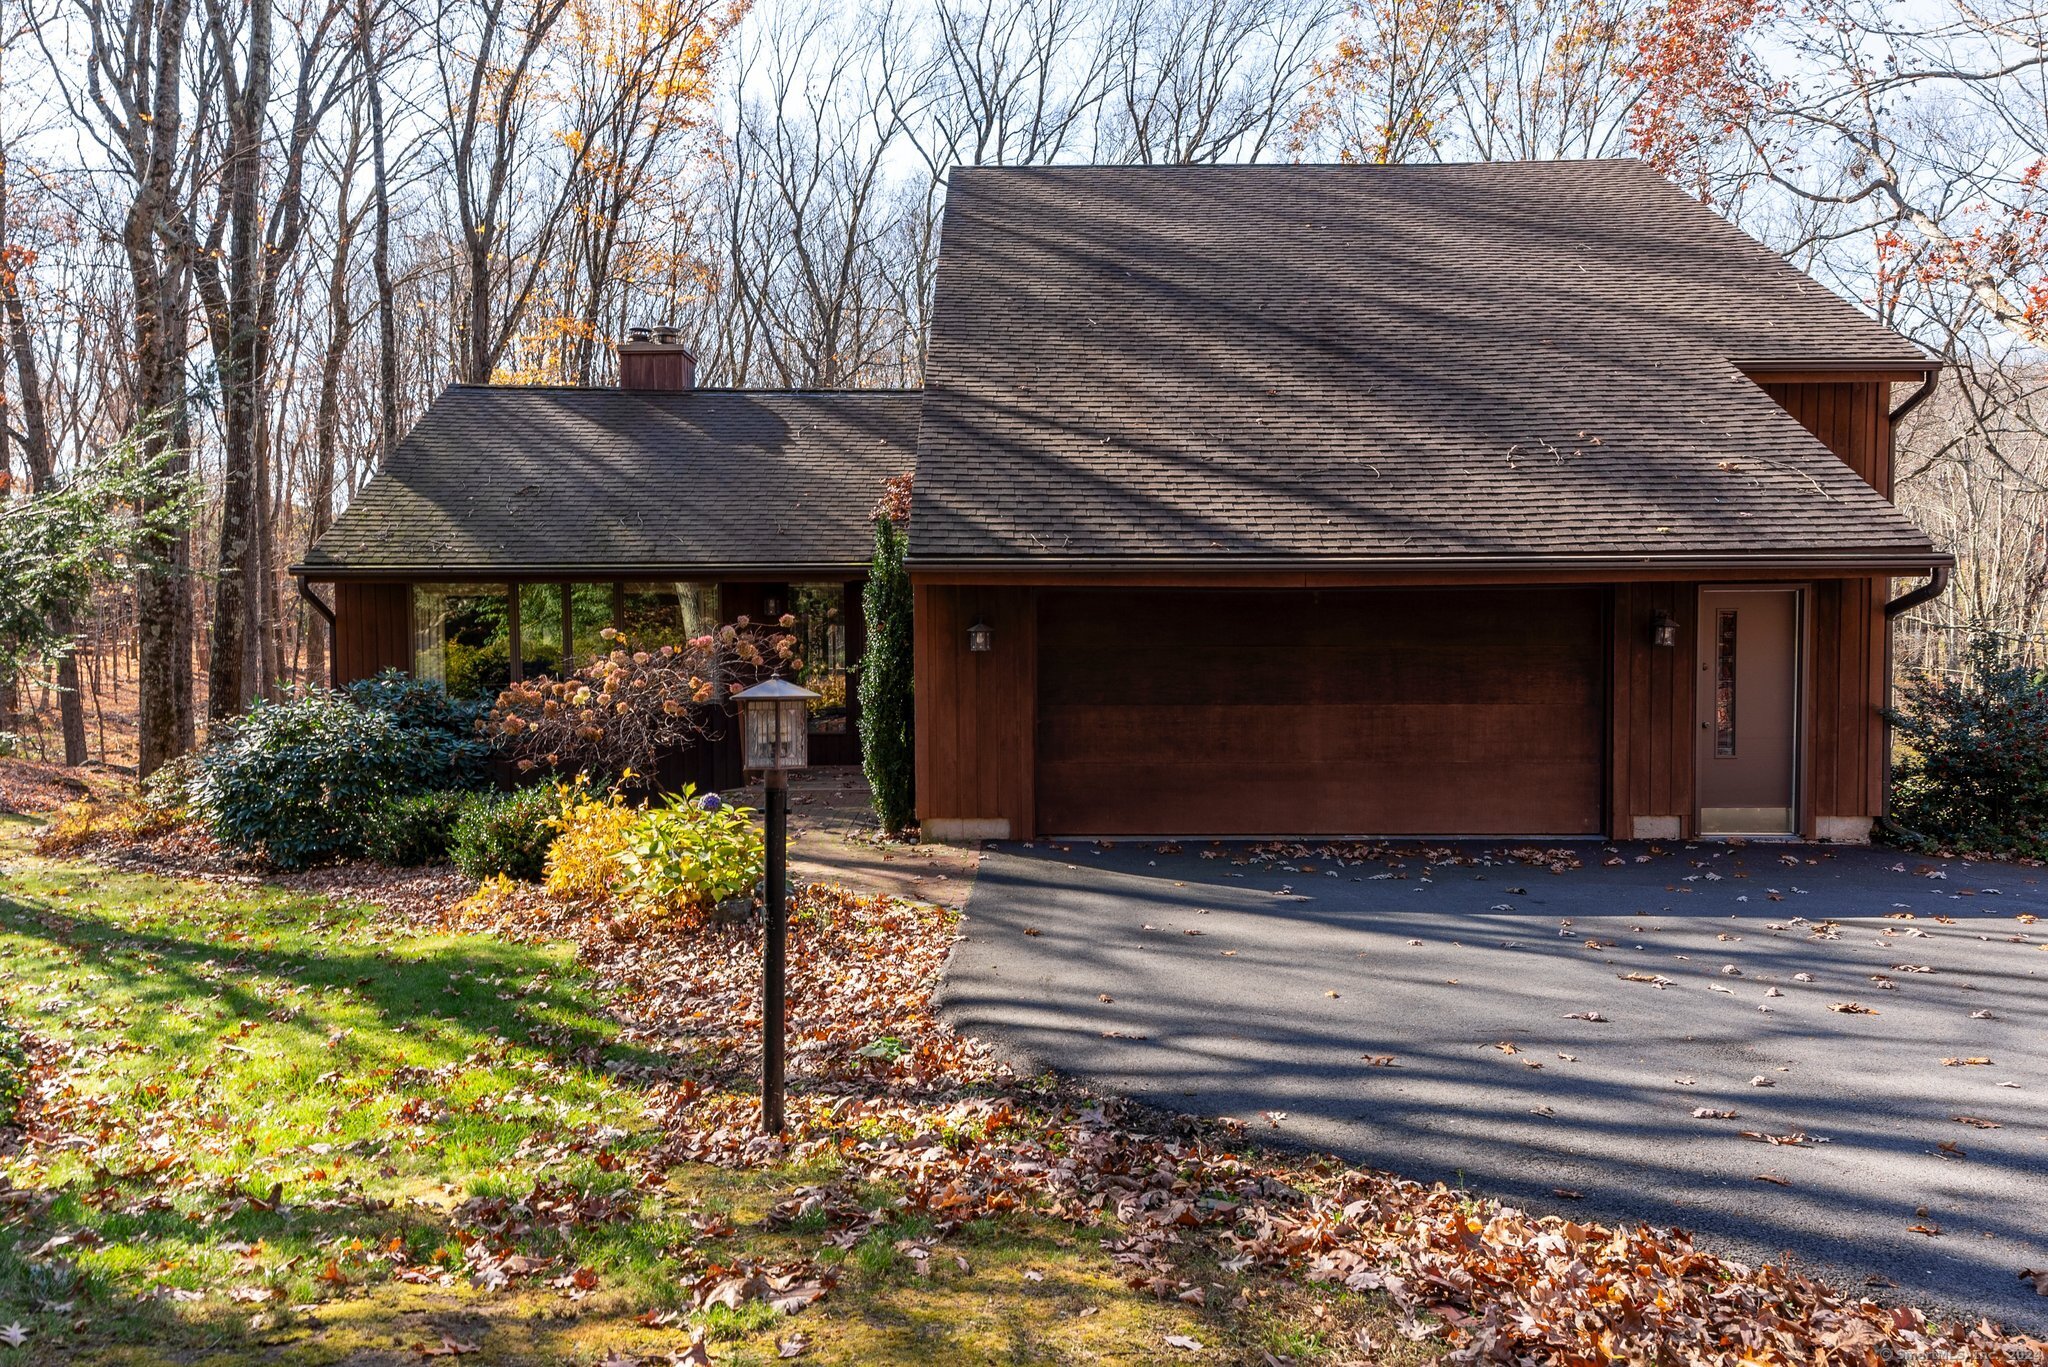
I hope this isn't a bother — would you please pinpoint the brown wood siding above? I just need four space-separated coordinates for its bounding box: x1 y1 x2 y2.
333 583 412 684
914 583 1037 836
1760 381 1892 495
1608 583 1697 838
1033 588 1604 837
1806 577 1888 825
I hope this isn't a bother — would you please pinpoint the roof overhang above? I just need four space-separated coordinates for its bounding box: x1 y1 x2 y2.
291 561 872 582
905 549 1955 584
1735 359 1941 384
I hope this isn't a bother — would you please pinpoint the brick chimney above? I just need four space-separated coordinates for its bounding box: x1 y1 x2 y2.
617 325 696 392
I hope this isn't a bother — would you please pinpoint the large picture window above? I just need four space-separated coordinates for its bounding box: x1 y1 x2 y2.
413 584 512 699
789 583 850 735
620 582 721 648
517 584 564 680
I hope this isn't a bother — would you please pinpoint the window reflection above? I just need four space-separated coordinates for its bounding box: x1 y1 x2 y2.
619 582 721 649
413 584 512 699
789 583 849 734
1715 609 1738 758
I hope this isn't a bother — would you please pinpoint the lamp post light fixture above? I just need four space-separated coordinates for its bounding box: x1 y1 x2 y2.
733 677 819 1135
967 618 993 653
1651 610 1679 649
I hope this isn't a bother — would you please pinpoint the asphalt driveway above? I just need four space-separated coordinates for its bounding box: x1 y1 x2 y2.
939 837 2048 1328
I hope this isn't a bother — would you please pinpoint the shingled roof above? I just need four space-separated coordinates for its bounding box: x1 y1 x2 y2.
909 159 1944 569
298 387 920 577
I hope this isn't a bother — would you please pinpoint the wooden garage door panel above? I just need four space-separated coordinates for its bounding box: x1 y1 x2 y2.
1035 588 1604 836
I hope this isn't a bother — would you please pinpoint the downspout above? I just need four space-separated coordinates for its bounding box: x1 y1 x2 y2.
296 575 337 689
1882 564 1951 621
1888 368 1939 425
1877 361 1947 843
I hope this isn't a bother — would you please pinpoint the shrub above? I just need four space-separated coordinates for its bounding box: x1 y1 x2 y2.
1886 634 2048 858
190 692 422 869
345 669 493 791
543 785 640 904
484 621 800 784
860 501 914 835
190 679 494 871
449 786 561 882
362 790 471 866
615 788 762 919
544 785 762 921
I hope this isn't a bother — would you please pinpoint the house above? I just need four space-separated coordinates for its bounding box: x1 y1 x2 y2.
293 356 923 775
297 159 1950 843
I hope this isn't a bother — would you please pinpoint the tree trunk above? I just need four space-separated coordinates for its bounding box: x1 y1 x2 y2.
1 151 90 764
364 0 398 453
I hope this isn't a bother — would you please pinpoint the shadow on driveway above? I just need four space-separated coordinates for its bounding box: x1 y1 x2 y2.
939 836 2048 1329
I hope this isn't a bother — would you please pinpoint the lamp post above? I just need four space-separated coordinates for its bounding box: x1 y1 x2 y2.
733 677 818 1135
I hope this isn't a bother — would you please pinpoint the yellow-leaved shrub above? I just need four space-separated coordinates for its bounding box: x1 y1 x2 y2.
543 787 638 905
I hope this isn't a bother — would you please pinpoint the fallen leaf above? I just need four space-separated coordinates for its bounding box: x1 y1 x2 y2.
1163 1334 1205 1351
778 1331 811 1357
413 1337 480 1358
1753 1173 1790 1186
1693 1107 1738 1119
1943 1057 1994 1067
1953 1115 2002 1129
0 1324 27 1349
1552 1188 1584 1200
1829 1002 1877 1014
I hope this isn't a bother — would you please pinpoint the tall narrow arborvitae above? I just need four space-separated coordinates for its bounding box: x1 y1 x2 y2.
859 477 915 834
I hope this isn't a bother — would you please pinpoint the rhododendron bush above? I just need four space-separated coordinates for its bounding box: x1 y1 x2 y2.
485 618 801 781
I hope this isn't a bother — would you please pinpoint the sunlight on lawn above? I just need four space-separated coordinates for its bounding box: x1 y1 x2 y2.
0 824 1310 1366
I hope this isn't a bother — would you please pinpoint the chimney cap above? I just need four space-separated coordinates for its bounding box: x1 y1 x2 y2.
620 324 692 353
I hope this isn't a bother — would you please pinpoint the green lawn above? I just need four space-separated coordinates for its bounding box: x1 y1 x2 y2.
0 817 1408 1365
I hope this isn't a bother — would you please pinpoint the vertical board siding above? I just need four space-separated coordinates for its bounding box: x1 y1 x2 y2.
333 582 412 684
914 582 1037 836
1802 578 1888 830
1610 583 1696 836
1760 381 1892 495
1810 573 1884 823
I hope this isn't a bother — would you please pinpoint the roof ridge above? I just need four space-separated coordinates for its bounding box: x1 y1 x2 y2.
444 383 926 396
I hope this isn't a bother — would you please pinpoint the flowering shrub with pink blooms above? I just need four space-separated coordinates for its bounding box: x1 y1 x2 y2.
484 617 801 783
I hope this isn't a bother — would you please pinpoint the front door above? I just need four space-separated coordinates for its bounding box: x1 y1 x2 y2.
1696 588 1800 835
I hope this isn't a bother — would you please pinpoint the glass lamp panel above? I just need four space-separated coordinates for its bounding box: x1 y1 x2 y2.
742 697 811 769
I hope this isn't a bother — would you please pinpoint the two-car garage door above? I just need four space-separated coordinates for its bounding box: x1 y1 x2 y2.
1035 587 1605 836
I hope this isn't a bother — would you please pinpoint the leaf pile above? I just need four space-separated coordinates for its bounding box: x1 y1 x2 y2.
450 882 2048 1366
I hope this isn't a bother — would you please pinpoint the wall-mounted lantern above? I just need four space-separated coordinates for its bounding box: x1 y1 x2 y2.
1652 610 1679 649
967 618 994 653
733 676 819 1136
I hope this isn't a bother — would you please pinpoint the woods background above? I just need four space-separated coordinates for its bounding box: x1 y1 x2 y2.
1 0 2044 774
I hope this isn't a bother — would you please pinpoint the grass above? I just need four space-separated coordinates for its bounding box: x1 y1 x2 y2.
0 816 1415 1365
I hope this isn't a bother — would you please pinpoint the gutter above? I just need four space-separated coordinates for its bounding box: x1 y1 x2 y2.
287 562 874 583
906 550 1957 576
295 575 337 689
